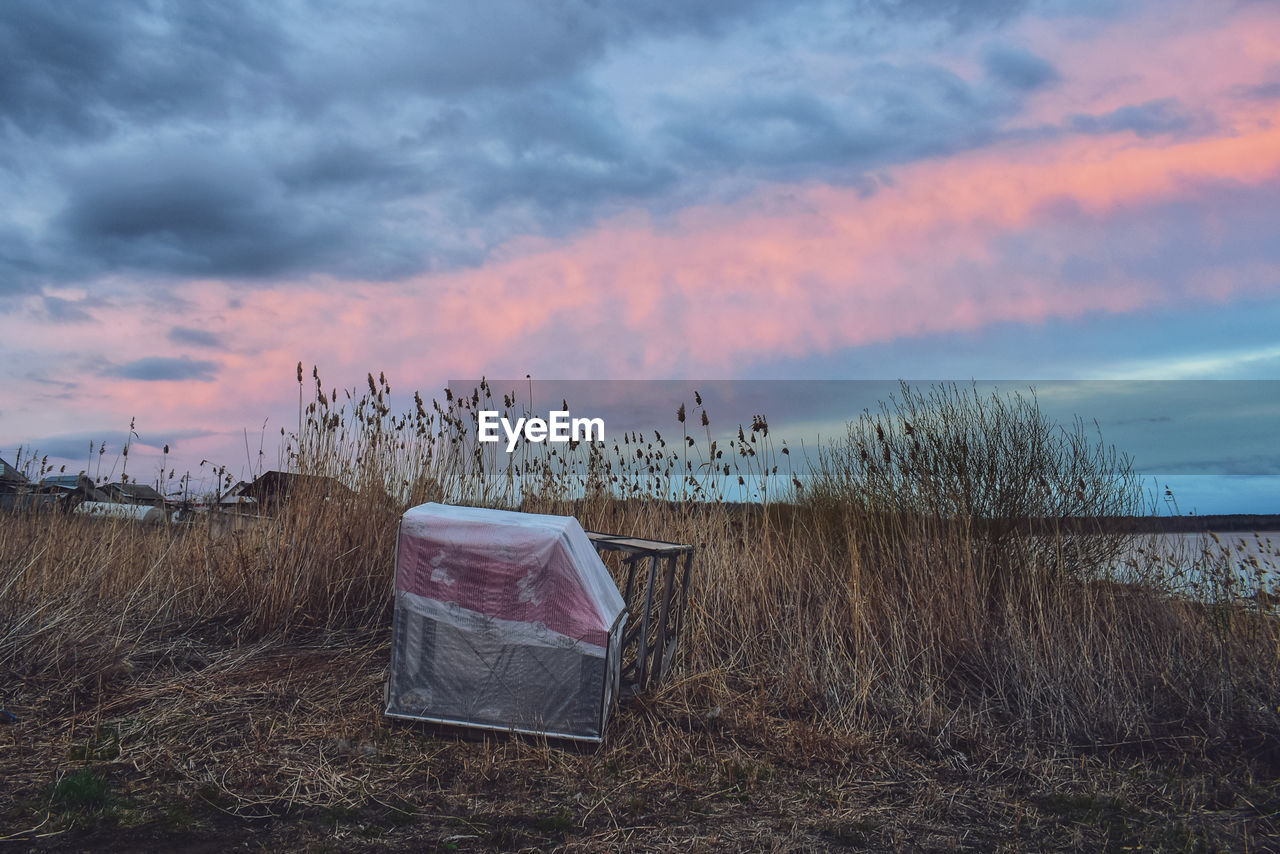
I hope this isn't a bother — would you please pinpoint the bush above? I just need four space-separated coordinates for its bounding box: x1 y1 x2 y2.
808 381 1143 600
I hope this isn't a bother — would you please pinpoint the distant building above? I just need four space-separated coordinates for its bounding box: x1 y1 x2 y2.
100 482 167 507
1 458 28 488
37 474 110 502
38 474 82 489
0 458 45 510
238 471 358 511
1 462 61 511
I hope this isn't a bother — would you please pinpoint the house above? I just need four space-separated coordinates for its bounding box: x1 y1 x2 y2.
238 470 358 511
0 464 81 512
99 482 167 507
0 458 52 511
37 474 111 502
0 458 27 488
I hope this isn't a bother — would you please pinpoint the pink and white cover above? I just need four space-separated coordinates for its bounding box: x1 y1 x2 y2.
395 503 625 649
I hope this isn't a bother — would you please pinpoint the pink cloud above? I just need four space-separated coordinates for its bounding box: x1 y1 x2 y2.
1018 3 1280 126
375 120 1280 376
33 116 1276 460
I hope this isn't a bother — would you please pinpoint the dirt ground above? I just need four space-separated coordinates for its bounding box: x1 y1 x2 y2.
3 631 1277 853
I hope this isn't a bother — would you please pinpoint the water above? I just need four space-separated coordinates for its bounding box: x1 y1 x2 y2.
1115 530 1280 599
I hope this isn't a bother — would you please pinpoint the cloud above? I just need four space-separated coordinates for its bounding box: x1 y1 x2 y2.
660 60 1021 184
0 227 51 297
167 326 221 348
41 295 95 323
386 121 1280 378
0 1 782 143
1066 98 1208 138
0 0 1057 291
857 0 1029 29
52 145 354 278
0 1 287 143
445 84 678 217
1111 415 1174 426
105 356 218 382
1234 79 1280 101
1000 176 1280 302
12 427 216 465
982 44 1060 90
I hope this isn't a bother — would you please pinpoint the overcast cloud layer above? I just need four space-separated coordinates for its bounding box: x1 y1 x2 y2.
2 0 1278 509
2 0 1053 287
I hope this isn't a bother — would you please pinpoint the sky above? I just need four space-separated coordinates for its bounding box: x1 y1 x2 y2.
1 0 1278 511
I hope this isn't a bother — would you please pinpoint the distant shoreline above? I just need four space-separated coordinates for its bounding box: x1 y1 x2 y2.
700 502 1280 534
1057 514 1280 534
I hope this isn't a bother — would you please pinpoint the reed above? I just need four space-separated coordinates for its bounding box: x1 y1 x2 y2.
2 374 1277 848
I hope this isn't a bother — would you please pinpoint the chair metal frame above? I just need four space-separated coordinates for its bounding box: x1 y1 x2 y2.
586 532 695 692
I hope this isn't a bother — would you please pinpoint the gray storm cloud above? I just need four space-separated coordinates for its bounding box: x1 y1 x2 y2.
0 0 1101 291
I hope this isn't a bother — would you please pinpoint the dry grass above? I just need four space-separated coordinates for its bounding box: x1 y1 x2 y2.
2 374 1278 851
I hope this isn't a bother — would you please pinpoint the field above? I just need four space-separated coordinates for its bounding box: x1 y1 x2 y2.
2 378 1279 852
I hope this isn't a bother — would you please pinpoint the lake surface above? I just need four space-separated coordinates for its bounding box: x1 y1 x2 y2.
1114 530 1280 596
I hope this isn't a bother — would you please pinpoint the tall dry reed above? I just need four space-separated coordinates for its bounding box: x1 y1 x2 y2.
1 374 1276 759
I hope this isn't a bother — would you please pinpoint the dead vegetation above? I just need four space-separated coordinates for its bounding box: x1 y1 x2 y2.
2 375 1278 851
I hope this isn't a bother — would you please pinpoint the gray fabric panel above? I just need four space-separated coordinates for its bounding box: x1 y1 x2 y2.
388 604 613 739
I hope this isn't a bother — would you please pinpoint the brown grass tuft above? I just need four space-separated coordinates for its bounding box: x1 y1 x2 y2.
2 375 1277 849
